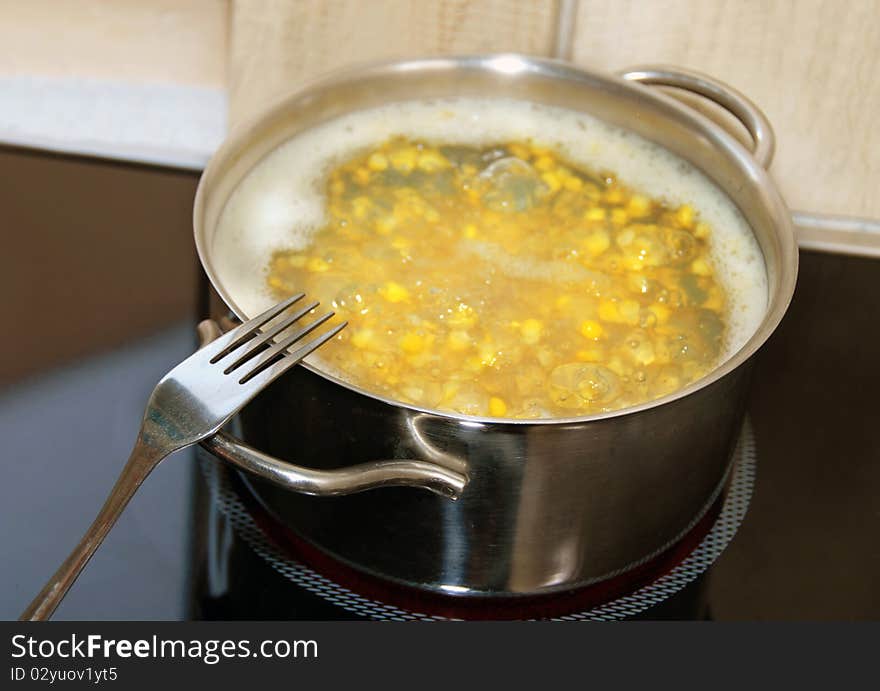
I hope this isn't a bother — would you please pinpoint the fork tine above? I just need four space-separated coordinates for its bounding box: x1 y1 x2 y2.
237 311 336 382
222 300 319 374
239 314 342 384
239 321 348 386
209 292 305 364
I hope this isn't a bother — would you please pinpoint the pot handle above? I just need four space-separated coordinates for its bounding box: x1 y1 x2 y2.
195 320 467 501
618 65 775 169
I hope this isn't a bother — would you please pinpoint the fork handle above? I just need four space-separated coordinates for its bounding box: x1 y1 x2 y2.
19 437 166 621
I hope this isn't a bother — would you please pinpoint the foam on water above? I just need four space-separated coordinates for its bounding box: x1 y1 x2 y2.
214 98 768 368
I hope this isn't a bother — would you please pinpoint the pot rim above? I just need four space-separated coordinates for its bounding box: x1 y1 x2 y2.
194 53 798 427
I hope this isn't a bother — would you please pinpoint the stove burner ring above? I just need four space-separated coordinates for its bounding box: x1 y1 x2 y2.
199 420 756 620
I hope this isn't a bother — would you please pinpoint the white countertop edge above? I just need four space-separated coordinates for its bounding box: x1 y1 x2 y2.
0 75 227 171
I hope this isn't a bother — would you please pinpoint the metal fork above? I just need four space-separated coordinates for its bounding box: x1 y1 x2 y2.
20 294 345 621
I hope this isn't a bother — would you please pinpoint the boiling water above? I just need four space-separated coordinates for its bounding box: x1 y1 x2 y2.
213 98 768 398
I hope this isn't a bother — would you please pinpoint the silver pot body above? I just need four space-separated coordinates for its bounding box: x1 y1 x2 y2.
195 56 797 596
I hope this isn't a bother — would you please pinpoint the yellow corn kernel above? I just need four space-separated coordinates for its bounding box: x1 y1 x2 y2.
691 258 713 276
623 257 649 272
350 329 375 349
603 187 627 205
330 179 346 195
693 221 711 239
447 330 472 351
534 155 556 172
380 281 410 303
462 223 478 239
305 257 330 272
649 303 672 324
390 147 418 173
583 229 611 256
610 208 629 227
267 276 286 289
627 194 652 218
580 319 605 340
598 299 621 322
489 396 508 417
391 236 410 250
600 297 639 324
416 150 449 172
520 319 543 344
540 171 562 193
353 168 371 184
563 175 584 192
400 332 426 354
464 355 485 372
529 143 553 157
675 204 695 228
366 152 389 171
584 206 607 222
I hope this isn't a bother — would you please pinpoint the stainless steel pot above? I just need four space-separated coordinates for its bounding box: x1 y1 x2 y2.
193 55 797 596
